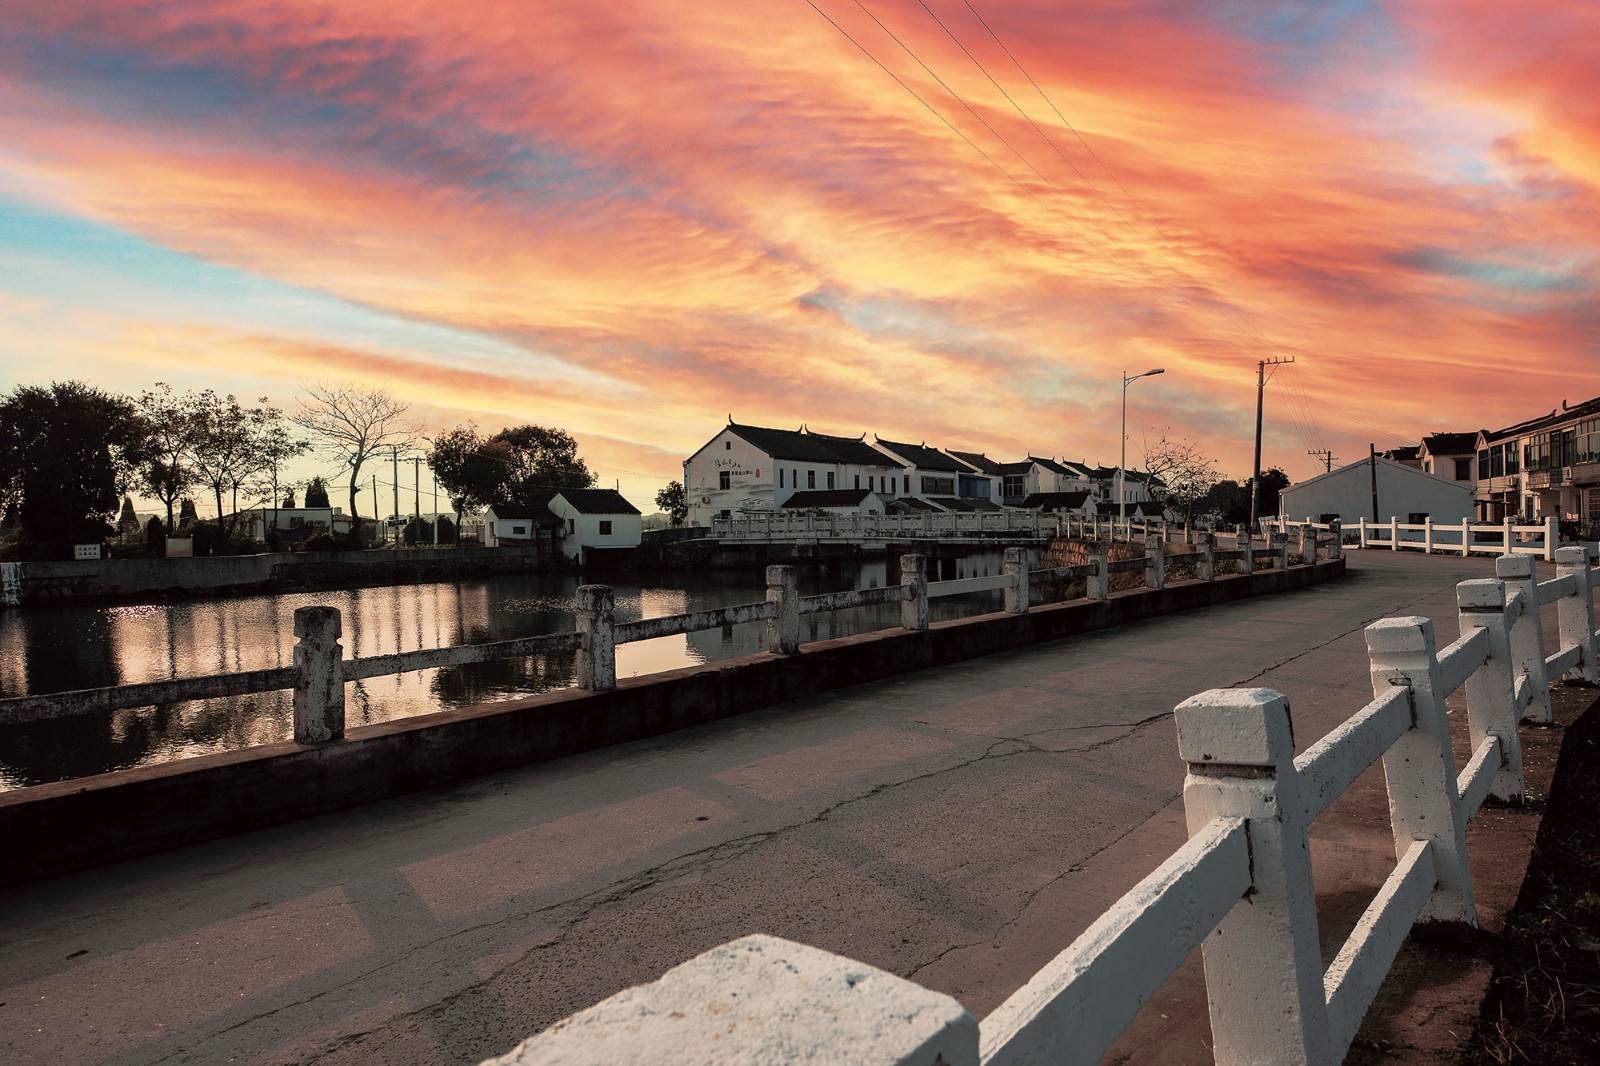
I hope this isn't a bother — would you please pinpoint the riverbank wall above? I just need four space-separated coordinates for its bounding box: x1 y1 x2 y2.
0 545 554 608
0 555 1344 886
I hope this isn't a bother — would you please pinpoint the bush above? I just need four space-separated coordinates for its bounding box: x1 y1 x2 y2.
303 531 337 552
145 516 166 558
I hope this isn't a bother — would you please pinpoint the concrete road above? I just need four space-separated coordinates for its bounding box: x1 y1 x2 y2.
0 552 1549 1064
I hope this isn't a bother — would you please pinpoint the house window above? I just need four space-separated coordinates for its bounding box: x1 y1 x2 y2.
567 518 576 534
1454 458 1472 481
719 471 731 490
513 525 527 535
854 475 860 489
725 440 731 449
920 476 955 495
827 472 835 489
807 470 816 489
599 520 612 535
903 475 910 494
1407 513 1427 524
1004 475 1025 498
779 469 785 488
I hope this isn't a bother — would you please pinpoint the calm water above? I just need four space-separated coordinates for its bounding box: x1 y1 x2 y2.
0 552 1018 790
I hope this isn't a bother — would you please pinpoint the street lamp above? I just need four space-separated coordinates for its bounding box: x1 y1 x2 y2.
1121 368 1165 520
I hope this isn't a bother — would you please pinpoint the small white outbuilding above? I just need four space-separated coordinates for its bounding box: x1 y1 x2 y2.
549 489 642 565
1280 455 1473 527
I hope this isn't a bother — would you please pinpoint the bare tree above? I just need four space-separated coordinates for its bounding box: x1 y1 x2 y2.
1142 432 1221 521
292 383 412 534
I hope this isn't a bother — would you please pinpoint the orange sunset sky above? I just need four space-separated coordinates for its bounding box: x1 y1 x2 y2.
1 1 1597 510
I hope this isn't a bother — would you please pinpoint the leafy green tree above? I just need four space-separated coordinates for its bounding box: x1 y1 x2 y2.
486 425 593 505
134 382 204 530
0 381 149 557
655 480 688 526
144 515 166 557
429 426 509 541
187 391 304 546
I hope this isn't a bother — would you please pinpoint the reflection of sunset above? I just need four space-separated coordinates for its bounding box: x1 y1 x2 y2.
3 1 1597 499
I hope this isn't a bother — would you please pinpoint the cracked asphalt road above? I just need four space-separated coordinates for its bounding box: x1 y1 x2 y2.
0 552 1525 1064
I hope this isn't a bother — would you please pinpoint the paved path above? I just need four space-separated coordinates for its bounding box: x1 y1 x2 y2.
0 552 1544 1064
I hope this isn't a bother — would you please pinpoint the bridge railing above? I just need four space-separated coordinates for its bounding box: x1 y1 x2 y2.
0 531 1342 757
488 546 1600 1066
1267 514 1559 561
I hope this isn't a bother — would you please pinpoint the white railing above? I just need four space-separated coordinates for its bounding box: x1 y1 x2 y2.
0 536 1339 742
709 510 1197 544
492 544 1600 1066
1268 514 1560 561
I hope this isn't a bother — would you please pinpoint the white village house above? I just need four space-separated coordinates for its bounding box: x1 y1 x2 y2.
1279 455 1473 528
999 457 1093 507
871 438 1002 513
482 503 558 548
548 488 642 565
682 422 901 526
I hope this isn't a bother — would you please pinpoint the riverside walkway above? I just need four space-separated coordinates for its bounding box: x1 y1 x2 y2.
0 551 1562 1064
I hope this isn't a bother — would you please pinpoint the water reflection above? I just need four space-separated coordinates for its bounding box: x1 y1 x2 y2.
0 551 1019 789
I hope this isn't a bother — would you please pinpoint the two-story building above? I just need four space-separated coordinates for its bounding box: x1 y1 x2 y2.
1473 396 1600 532
682 421 901 525
999 457 1093 507
1089 466 1160 507
871 438 1000 511
1417 432 1481 487
946 451 1005 505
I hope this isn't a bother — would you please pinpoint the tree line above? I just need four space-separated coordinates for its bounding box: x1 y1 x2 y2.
0 379 597 560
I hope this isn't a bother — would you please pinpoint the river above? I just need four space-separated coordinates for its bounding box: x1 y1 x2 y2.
0 552 1019 790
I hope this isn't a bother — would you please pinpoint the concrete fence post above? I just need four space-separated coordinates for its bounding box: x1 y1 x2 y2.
1389 515 1399 552
292 605 344 744
1496 555 1553 723
1544 516 1559 562
1358 516 1368 549
766 565 800 655
1272 531 1289 570
1196 532 1216 582
1364 617 1477 923
1502 516 1514 556
1460 519 1472 557
1145 537 1165 590
576 584 617 691
1176 688 1331 1064
1554 546 1599 684
1003 547 1028 615
1328 519 1342 560
1456 579 1526 802
1424 516 1434 555
901 554 928 631
1239 535 1255 575
1087 544 1110 601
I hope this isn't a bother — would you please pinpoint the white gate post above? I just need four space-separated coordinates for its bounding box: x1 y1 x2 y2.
1274 531 1290 570
576 584 617 691
901 554 929 631
1496 555 1553 723
766 565 800 655
1328 519 1342 560
292 605 344 744
1357 516 1367 548
1086 545 1109 601
1554 546 1599 683
1145 537 1165 590
1389 515 1399 551
1461 519 1471 557
1176 688 1331 1065
1003 547 1028 614
1364 617 1477 923
1502 516 1514 555
1544 516 1559 561
1239 536 1255 575
1456 579 1526 802
1423 516 1434 555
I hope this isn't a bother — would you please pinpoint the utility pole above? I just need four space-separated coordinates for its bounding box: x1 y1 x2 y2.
1121 368 1166 520
1308 449 1336 474
1368 443 1380 522
371 473 378 545
1249 356 1296 528
391 444 400 547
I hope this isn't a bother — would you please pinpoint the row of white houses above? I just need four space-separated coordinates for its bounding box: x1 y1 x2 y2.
682 421 1162 526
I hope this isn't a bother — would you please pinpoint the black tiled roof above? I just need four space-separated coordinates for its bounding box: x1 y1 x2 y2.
488 499 559 525
725 422 892 466
926 496 1004 512
1020 491 1094 511
1487 395 1600 441
802 429 896 467
780 489 875 509
554 488 641 515
947 450 1005 475
874 438 964 472
888 496 942 512
1421 432 1480 455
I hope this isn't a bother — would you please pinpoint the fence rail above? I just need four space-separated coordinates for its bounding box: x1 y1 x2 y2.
1268 514 1560 561
494 544 1600 1066
0 530 1342 751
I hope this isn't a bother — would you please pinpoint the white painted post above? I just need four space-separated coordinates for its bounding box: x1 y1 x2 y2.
1456 579 1526 802
1087 545 1109 601
1554 546 1599 684
1297 521 1309 561
1196 532 1216 581
1423 516 1433 555
1364 617 1477 923
1359 516 1368 549
1461 519 1471 557
576 584 617 691
1176 688 1331 1065
1502 516 1514 556
1003 547 1028 615
1496 555 1553 723
292 605 344 744
487 934 979 1066
1389 515 1399 552
766 565 800 655
1145 537 1165 590
1545 515 1559 562
901 554 928 631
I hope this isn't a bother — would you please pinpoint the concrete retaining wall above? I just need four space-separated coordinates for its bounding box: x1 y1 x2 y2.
0 557 1344 887
2 545 549 606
